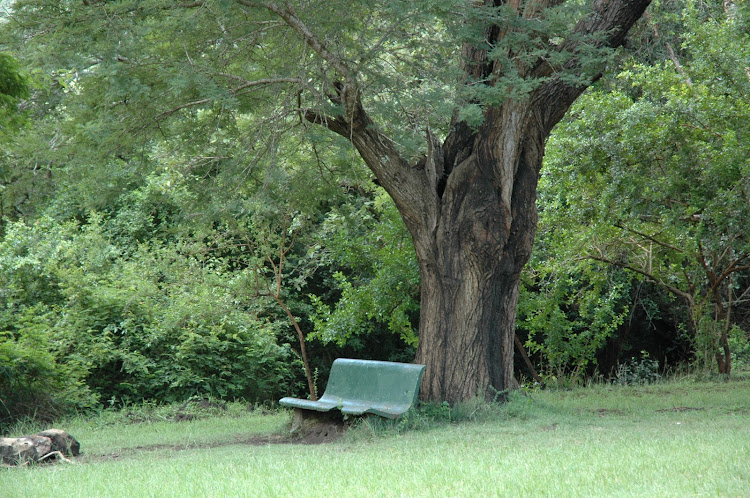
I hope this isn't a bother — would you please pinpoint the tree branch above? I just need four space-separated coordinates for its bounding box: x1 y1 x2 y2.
237 0 362 123
644 11 692 86
238 1 352 81
711 255 750 298
697 241 718 289
613 222 684 253
231 77 303 93
531 0 653 133
154 98 212 120
587 253 693 303
514 333 543 384
273 294 318 401
154 77 303 120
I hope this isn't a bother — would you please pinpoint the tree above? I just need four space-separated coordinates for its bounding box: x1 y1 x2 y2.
541 2 750 375
5 0 651 403
261 0 651 402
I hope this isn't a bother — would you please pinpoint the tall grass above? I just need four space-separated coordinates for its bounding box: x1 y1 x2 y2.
2 378 749 496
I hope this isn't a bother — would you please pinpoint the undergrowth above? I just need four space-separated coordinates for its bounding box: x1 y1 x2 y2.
2 396 275 437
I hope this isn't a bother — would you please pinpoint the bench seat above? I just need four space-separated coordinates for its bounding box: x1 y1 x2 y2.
279 358 426 419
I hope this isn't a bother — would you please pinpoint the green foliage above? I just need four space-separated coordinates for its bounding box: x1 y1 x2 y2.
519 256 632 380
309 188 420 350
614 351 661 385
0 52 28 125
0 52 26 92
0 215 297 414
538 3 750 374
0 217 95 432
0 51 32 220
0 306 95 434
1 0 460 165
729 325 750 372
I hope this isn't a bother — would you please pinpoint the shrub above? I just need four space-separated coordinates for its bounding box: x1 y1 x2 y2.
0 216 297 426
614 352 661 385
0 306 96 434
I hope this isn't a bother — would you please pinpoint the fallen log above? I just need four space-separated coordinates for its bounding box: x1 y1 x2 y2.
0 429 79 465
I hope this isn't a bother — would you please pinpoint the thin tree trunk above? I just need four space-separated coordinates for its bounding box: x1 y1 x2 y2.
515 333 544 384
718 329 732 375
721 277 733 375
714 291 732 376
274 295 318 400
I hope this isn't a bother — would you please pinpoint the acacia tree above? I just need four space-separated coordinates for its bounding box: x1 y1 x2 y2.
6 0 650 403
259 0 651 402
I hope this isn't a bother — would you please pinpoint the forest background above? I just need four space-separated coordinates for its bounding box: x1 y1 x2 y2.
0 0 749 432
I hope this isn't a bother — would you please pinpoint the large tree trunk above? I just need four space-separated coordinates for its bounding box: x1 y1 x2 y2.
416 256 524 402
291 0 652 403
413 105 544 402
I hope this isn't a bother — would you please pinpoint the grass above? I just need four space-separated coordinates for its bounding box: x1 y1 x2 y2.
2 378 750 497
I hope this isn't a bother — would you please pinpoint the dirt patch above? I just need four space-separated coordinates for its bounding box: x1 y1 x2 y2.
82 435 288 462
287 409 352 444
79 417 349 464
591 408 624 416
290 419 348 444
135 434 294 451
656 406 705 413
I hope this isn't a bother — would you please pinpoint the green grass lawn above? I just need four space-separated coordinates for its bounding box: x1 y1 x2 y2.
2 378 749 497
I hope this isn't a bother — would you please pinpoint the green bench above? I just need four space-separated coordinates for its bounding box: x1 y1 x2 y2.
279 358 426 420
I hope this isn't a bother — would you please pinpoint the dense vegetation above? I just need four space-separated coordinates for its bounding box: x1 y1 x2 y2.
1 0 749 431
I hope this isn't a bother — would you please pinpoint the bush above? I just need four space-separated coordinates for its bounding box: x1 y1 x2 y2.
614 352 661 385
518 259 632 381
0 216 297 427
729 325 750 373
0 306 96 434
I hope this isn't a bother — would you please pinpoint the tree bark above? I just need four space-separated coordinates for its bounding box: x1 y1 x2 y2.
412 102 546 402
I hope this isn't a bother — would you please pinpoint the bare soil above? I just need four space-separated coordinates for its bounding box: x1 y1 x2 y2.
80 418 349 464
655 406 705 413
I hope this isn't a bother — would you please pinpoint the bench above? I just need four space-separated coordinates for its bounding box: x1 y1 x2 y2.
279 358 426 420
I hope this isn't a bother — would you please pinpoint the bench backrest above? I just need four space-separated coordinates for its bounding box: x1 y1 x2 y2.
322 358 425 407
